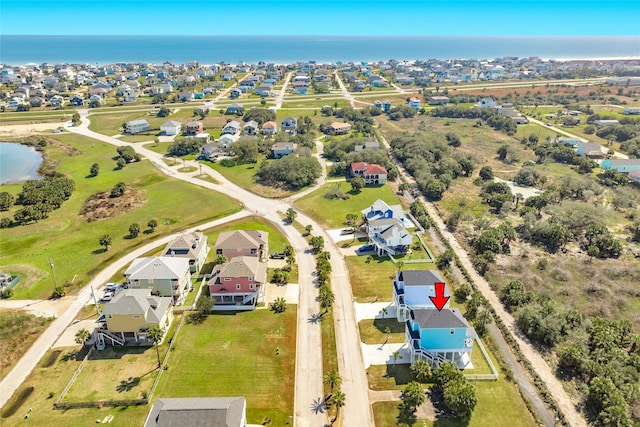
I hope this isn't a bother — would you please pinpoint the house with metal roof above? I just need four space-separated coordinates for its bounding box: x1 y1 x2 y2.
393 270 450 321
124 257 191 304
406 307 476 369
144 397 246 427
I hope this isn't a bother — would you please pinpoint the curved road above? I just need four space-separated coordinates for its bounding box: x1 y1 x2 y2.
62 112 374 426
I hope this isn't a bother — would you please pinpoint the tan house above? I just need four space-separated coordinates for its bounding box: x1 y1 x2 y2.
214 230 269 260
124 256 191 304
163 231 208 273
97 289 173 346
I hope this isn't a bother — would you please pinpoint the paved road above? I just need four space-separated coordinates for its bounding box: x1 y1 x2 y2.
0 210 251 410
67 114 374 425
275 71 293 109
334 71 356 108
376 132 587 427
526 116 629 159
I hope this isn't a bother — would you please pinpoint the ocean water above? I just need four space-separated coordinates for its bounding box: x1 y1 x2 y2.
0 142 43 185
1 35 639 65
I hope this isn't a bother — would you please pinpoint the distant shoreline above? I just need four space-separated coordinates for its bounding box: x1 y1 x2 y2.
2 35 638 65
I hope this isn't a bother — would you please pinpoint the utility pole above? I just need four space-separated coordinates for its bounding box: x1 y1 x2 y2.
49 258 57 290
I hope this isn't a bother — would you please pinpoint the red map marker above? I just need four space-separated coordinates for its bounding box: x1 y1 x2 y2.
429 282 449 311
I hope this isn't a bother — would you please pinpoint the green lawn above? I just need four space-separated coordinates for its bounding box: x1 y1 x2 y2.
211 157 298 198
0 347 149 427
346 255 435 303
371 377 537 427
154 309 297 425
0 134 241 299
358 318 405 344
295 183 401 229
65 346 160 401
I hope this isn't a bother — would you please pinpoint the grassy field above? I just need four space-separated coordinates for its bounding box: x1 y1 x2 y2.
0 311 54 381
0 134 241 299
65 346 160 401
346 255 435 303
358 318 405 344
0 346 150 427
295 183 401 229
154 309 297 425
370 375 537 427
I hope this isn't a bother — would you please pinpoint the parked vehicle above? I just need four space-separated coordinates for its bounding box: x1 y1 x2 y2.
269 252 286 259
359 244 374 252
104 283 120 292
340 228 355 235
101 291 115 302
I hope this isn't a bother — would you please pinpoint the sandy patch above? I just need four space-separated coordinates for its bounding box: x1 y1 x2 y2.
0 122 66 136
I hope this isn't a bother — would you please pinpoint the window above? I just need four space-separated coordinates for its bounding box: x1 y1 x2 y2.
249 284 254 290
132 315 141 319
248 276 253 281
216 249 223 255
224 278 231 281
236 284 241 290
450 329 455 335
108 314 112 319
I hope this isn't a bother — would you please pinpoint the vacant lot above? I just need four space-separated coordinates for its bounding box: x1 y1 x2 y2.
346 255 435 303
0 346 149 427
0 134 241 299
0 311 53 381
154 308 297 425
65 346 160 401
295 182 401 229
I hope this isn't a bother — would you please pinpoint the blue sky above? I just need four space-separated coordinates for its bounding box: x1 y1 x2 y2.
1 0 639 36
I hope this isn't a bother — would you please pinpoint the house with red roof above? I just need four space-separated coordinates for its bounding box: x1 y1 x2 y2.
350 162 388 185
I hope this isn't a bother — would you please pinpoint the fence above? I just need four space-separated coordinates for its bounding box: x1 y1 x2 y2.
53 398 148 410
464 337 499 381
55 347 94 406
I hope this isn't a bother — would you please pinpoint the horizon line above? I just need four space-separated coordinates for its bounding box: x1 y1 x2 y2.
2 34 639 38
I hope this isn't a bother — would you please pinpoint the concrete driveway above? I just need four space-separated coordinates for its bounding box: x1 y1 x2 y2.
361 342 410 368
263 282 299 305
354 301 396 322
53 318 99 348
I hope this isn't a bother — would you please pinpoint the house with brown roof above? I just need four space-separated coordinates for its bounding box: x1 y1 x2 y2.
214 230 269 260
350 162 388 185
326 122 352 135
162 231 208 273
262 121 277 135
208 256 267 310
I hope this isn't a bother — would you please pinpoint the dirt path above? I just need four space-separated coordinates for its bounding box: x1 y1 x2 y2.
378 131 586 427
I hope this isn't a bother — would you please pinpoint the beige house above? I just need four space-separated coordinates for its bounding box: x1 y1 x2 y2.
97 289 173 346
162 231 208 273
214 230 269 260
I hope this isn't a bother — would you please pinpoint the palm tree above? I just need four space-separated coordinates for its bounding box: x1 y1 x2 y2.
323 370 342 395
148 326 165 368
393 350 401 365
330 390 346 424
74 328 91 346
319 286 335 314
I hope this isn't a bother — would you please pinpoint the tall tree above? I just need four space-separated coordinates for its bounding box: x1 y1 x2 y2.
148 326 165 368
330 390 346 424
324 370 342 395
74 328 91 346
402 381 426 409
99 234 112 251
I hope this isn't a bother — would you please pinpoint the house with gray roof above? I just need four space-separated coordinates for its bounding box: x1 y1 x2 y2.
162 231 208 273
144 397 246 427
97 289 173 346
126 119 150 134
393 270 450 321
271 142 297 158
208 256 267 310
124 257 191 304
406 307 477 369
214 230 269 260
